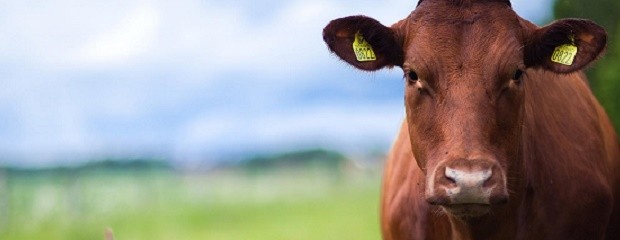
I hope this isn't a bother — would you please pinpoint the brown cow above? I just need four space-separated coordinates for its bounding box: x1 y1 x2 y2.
323 0 620 239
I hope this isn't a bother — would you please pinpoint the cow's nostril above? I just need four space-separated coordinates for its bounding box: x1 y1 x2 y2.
445 175 456 184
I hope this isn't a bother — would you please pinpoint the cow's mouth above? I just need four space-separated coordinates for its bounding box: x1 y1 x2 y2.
442 204 491 219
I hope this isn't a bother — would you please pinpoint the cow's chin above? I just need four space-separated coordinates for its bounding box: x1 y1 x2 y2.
442 204 491 220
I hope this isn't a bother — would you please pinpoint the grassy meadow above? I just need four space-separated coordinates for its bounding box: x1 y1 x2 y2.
0 162 383 240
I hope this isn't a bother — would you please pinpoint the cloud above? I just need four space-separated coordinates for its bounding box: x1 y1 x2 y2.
172 102 405 161
73 4 160 68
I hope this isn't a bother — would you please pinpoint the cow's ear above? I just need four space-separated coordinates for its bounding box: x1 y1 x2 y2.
524 19 607 73
323 16 404 71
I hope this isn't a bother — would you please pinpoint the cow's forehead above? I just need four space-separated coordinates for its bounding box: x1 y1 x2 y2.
400 3 523 74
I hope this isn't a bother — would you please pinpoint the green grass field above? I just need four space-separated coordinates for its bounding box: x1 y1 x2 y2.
0 166 382 240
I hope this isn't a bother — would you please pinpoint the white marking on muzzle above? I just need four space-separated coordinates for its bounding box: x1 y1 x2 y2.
444 167 493 204
445 167 492 187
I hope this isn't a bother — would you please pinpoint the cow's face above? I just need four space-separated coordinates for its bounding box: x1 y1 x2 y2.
323 0 606 218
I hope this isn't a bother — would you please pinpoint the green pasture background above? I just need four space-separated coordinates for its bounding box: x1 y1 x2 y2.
0 163 382 240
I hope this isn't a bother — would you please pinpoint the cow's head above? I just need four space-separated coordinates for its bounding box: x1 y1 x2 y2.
323 0 606 218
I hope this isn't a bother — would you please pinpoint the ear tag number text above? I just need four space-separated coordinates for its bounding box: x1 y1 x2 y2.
551 44 578 66
352 32 376 62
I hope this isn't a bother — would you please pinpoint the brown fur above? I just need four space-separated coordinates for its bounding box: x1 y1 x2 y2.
324 0 620 239
417 0 511 7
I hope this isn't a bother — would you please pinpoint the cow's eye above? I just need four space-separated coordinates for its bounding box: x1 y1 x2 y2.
408 71 419 82
512 69 523 81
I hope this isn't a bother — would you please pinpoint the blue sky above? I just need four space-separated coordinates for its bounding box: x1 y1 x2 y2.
0 0 553 166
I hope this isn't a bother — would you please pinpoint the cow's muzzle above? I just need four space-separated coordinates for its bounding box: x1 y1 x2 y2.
425 158 508 218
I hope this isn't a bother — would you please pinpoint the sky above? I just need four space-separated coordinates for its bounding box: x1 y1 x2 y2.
0 0 553 166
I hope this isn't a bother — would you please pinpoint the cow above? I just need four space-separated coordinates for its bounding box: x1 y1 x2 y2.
322 0 620 239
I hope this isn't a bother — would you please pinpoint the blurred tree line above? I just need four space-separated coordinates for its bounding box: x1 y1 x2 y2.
554 0 620 132
241 149 346 169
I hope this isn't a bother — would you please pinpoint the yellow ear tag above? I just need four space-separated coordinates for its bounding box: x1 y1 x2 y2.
551 44 578 66
352 32 376 62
